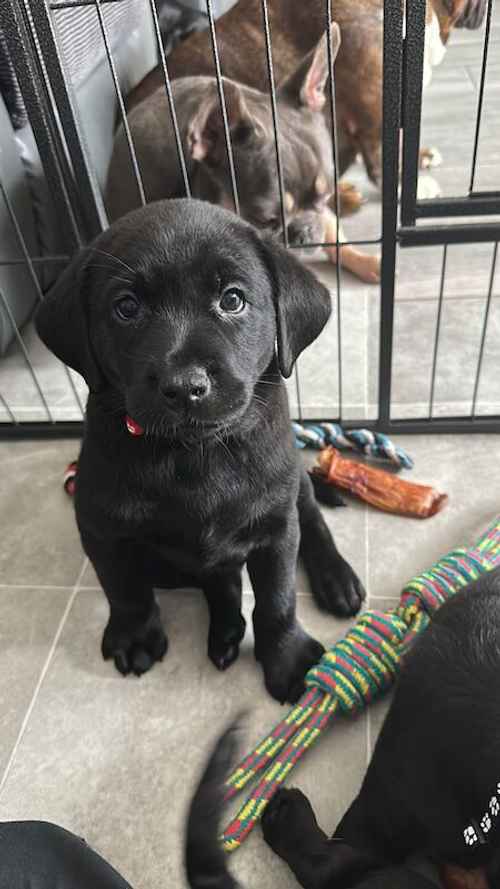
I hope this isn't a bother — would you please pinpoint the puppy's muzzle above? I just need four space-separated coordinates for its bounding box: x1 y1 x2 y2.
287 212 326 249
159 366 211 410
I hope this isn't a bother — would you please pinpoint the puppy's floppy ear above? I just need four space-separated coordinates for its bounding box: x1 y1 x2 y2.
35 247 102 391
187 78 264 163
261 237 331 378
278 23 341 112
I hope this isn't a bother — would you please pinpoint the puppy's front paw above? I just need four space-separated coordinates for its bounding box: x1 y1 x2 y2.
419 146 443 169
208 612 246 671
102 605 168 676
313 557 365 618
301 529 365 618
262 788 318 858
258 624 324 704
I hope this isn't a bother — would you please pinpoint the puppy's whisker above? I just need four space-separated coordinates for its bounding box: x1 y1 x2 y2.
90 247 136 277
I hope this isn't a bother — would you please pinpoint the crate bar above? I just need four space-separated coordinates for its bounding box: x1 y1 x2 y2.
50 0 126 7
205 0 240 215
147 0 191 197
94 0 146 209
378 0 404 426
384 416 500 434
0 390 18 425
415 193 500 218
400 0 426 227
471 241 498 417
259 0 288 244
428 244 447 418
0 177 85 415
31 0 107 240
1 0 82 253
260 0 305 417
0 421 85 439
399 222 500 247
1 255 69 266
469 0 493 195
325 0 343 420
0 286 53 423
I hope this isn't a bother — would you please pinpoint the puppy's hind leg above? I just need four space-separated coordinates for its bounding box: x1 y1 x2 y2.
298 466 365 617
203 570 246 671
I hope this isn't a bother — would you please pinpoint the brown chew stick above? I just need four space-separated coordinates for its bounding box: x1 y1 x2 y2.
440 864 489 889
314 448 448 518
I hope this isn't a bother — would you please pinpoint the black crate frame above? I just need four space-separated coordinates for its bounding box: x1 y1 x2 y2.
0 0 499 439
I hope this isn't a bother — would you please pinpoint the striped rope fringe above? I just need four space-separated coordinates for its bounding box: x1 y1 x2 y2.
221 516 500 852
292 422 414 470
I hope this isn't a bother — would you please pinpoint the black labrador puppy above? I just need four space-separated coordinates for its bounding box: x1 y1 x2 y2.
35 199 364 704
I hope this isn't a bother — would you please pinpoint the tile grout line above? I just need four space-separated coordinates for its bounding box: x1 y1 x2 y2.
0 557 88 799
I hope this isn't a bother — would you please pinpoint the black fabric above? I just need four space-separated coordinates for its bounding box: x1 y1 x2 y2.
0 30 27 130
0 821 133 889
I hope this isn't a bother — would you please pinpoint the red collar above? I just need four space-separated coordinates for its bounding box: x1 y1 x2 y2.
125 415 144 436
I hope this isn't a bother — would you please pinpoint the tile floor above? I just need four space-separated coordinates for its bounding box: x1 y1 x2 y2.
1 433 499 888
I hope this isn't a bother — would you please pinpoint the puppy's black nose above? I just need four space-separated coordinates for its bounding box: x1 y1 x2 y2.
160 368 211 406
287 220 313 247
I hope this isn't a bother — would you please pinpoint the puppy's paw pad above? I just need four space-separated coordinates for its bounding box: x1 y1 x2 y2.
101 610 168 677
419 146 443 169
417 175 442 200
208 613 246 671
262 789 317 856
263 630 324 704
318 559 365 618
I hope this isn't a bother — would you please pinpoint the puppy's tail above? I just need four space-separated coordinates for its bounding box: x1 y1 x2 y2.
185 720 243 889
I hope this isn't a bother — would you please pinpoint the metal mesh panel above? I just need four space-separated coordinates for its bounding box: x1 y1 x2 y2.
0 0 499 438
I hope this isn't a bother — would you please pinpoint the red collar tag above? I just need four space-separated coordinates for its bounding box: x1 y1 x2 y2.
125 415 144 437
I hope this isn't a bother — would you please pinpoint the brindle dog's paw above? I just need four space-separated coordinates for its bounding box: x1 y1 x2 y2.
259 625 324 704
208 613 246 671
262 788 319 858
101 605 168 676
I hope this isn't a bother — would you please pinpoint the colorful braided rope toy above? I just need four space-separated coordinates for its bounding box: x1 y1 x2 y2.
221 516 500 852
292 422 414 469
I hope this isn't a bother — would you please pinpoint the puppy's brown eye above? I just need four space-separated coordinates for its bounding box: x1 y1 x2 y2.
219 288 246 314
114 295 139 321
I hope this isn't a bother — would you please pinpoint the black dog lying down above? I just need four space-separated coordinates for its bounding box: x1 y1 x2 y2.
191 568 500 889
35 199 363 704
260 568 500 889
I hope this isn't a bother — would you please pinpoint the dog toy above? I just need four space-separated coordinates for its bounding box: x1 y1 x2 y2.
221 516 500 851
292 422 413 469
313 448 447 518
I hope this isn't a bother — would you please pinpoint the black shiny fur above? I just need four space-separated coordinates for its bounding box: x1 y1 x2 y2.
35 199 364 703
261 568 500 887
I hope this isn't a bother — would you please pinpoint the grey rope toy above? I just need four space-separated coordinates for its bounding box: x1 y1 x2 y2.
292 423 414 470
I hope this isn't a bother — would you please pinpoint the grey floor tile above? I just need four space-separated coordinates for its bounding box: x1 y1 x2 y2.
366 433 500 597
0 585 72 781
367 295 500 419
0 588 367 889
0 322 86 423
0 440 85 586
